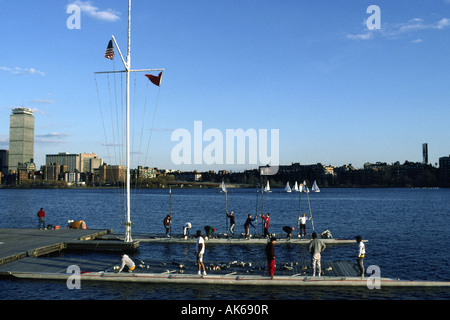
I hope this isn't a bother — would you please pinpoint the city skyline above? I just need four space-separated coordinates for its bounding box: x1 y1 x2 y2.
1 1 450 172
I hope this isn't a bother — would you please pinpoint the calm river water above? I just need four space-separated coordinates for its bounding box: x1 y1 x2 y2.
0 187 449 300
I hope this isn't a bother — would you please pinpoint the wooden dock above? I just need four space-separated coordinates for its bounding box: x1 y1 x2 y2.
0 228 139 266
1 229 449 288
100 233 367 245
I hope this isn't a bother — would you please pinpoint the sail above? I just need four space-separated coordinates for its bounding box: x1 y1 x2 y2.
293 181 299 192
303 180 309 193
284 182 292 193
264 180 272 192
221 181 227 193
312 180 320 192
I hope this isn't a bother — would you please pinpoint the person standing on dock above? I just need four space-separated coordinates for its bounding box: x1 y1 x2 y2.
298 213 311 237
259 213 270 238
195 230 207 276
37 208 46 230
265 236 276 279
117 252 136 273
244 214 256 239
355 235 366 277
308 232 326 277
226 211 235 236
163 214 172 238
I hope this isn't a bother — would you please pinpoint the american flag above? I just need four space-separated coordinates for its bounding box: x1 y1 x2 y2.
105 40 114 60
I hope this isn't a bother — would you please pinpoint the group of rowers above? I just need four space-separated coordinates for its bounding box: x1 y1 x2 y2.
162 210 314 240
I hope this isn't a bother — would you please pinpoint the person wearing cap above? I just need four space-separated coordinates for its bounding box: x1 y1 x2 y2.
226 210 235 235
265 236 277 279
195 230 207 276
355 236 366 277
308 232 326 277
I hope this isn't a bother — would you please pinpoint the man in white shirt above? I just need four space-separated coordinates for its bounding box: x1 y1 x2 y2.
195 230 207 276
356 235 366 277
117 252 135 273
298 213 311 237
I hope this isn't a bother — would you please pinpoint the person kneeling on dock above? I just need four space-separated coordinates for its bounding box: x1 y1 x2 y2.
183 222 192 239
67 220 87 229
117 252 136 273
204 225 216 239
282 226 295 240
308 232 326 277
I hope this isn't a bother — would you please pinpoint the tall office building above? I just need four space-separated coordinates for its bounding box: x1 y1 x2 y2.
9 108 34 172
46 153 80 172
422 143 428 164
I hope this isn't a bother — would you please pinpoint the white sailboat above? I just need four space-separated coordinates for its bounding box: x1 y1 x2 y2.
284 182 292 193
95 0 164 243
302 180 310 193
293 181 299 192
264 180 272 193
220 181 227 193
312 180 320 192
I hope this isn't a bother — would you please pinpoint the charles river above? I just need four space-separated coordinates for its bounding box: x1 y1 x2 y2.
0 187 449 300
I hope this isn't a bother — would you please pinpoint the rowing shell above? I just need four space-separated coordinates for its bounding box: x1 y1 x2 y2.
9 271 450 287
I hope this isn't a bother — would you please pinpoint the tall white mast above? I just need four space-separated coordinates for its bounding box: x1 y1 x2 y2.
95 0 164 243
124 0 132 243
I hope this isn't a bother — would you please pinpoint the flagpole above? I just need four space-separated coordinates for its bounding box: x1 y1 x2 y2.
124 0 132 243
97 0 164 243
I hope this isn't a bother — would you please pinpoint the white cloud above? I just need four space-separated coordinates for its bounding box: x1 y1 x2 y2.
30 99 55 104
0 66 45 76
347 17 450 41
411 38 423 43
346 32 374 40
436 18 450 29
69 1 120 22
35 132 70 143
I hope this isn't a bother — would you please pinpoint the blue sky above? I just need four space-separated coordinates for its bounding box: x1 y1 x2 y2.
1 0 449 172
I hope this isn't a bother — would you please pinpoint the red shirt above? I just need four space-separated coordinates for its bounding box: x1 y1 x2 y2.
37 210 45 218
261 215 270 228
